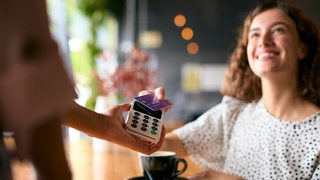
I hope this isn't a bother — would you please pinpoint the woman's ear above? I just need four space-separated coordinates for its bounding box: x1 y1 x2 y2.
298 44 307 60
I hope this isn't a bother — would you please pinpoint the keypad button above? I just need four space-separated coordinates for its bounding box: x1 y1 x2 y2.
143 119 149 123
142 123 148 127
141 127 147 131
152 122 158 126
133 116 139 119
153 119 159 123
132 120 138 124
144 115 150 119
131 124 137 128
152 127 158 130
134 112 140 116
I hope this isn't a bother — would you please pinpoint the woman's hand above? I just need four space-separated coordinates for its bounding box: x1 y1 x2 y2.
63 101 166 155
188 169 243 180
63 87 172 155
102 103 166 155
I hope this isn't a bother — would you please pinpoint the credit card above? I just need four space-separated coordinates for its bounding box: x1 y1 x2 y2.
134 94 172 111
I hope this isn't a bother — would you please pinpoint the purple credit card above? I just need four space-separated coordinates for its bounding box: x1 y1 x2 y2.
134 94 172 111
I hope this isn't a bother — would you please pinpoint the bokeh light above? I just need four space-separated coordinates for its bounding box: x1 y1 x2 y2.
181 27 194 40
174 14 186 27
187 42 199 55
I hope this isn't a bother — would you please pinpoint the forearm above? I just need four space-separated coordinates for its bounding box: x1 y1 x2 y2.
161 132 188 158
62 102 106 139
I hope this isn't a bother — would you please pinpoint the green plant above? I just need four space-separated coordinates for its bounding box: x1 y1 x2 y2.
75 0 125 109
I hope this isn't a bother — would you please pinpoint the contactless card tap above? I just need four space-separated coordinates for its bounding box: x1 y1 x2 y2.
125 94 172 143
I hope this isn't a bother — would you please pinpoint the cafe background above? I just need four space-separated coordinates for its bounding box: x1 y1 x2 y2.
49 0 319 127
9 0 319 179
46 0 320 138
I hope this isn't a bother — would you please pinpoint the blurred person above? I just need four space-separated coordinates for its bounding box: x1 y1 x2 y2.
0 0 168 179
143 1 320 179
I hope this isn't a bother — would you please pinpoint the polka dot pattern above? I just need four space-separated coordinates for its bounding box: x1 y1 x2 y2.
174 96 320 179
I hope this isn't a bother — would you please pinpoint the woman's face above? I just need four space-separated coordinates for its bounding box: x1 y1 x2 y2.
246 8 306 79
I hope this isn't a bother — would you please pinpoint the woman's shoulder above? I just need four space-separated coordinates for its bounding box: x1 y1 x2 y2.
219 95 258 110
213 95 261 119
221 95 245 104
185 95 260 126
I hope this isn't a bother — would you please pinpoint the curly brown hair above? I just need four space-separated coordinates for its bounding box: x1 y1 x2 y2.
220 0 320 106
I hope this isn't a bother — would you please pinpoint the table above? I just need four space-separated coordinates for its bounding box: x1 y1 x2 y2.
9 137 204 180
67 138 204 180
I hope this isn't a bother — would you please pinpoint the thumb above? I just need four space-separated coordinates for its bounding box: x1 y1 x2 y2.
104 103 131 115
117 103 131 112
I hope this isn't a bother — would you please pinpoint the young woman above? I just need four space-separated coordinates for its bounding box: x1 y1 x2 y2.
154 1 320 179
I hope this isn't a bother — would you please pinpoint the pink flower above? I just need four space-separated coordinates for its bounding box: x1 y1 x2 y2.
98 48 158 100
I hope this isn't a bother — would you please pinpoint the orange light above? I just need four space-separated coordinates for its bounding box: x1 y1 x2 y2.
174 14 186 27
187 42 199 55
181 27 193 40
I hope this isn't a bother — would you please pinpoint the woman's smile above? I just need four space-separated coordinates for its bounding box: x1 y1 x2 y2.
256 50 279 61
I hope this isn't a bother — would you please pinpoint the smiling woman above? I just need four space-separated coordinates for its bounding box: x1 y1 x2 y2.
158 1 320 179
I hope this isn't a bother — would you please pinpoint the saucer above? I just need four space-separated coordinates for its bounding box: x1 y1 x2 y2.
126 176 188 180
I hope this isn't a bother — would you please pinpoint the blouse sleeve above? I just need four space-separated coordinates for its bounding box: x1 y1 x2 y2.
173 96 245 170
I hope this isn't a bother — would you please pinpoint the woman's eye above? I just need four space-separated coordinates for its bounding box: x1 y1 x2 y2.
249 32 259 39
273 27 285 34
